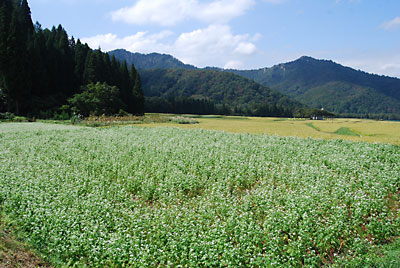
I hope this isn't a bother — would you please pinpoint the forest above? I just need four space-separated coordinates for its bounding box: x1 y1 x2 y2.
140 69 310 117
0 0 144 118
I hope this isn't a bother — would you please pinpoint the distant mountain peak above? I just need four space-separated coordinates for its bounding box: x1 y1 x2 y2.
293 56 326 65
229 57 400 117
108 49 196 70
298 56 315 61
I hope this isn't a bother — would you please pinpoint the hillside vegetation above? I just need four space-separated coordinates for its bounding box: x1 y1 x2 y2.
230 56 400 119
109 49 196 70
111 50 400 119
140 69 306 117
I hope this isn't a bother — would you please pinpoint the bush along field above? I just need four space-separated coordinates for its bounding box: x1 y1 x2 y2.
0 123 399 267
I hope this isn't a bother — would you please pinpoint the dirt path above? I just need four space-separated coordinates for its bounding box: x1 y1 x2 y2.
0 227 51 268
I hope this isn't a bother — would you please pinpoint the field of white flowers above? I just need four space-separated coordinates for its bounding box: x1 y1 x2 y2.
0 123 399 267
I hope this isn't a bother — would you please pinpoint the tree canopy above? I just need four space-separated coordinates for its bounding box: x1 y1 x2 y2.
0 0 144 117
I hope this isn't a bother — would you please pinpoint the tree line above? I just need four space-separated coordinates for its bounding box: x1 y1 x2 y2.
144 96 297 117
0 0 144 117
140 69 311 117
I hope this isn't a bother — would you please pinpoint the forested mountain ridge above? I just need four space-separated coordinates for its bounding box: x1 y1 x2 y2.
111 49 400 119
229 57 400 118
108 49 195 70
141 69 307 117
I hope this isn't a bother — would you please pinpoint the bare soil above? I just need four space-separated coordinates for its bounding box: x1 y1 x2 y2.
0 228 51 268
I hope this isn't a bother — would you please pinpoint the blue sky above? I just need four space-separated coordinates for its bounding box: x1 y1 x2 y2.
29 0 400 77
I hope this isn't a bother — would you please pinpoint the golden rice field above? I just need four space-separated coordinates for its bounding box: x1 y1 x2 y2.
141 115 400 145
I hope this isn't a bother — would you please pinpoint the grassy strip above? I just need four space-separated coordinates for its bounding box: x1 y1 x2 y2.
333 127 361 137
0 215 51 268
305 122 322 131
331 238 400 267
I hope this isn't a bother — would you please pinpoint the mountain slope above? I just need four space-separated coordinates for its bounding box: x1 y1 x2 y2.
140 69 305 116
108 49 195 70
110 49 400 118
230 57 400 117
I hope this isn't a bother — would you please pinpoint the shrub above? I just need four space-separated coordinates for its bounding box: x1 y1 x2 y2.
71 114 83 125
68 82 125 117
0 112 15 121
169 116 199 124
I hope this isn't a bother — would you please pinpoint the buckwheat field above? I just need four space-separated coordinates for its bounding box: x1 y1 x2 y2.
0 123 399 267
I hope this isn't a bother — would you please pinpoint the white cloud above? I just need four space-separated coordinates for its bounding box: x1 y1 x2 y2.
338 53 400 78
380 17 400 31
251 33 263 41
81 31 173 53
173 24 258 67
81 24 259 69
224 60 244 69
197 0 256 23
111 0 255 26
234 42 257 55
110 0 195 26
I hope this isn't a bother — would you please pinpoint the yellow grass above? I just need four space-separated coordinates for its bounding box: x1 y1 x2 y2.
140 115 400 145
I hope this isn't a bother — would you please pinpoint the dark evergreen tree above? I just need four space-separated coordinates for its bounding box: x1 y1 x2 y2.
0 0 12 96
83 50 96 84
74 39 90 87
110 55 121 86
118 61 130 111
0 0 145 117
1 0 33 114
130 65 144 114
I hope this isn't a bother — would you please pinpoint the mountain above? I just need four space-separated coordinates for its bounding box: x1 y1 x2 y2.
229 57 400 118
109 49 400 118
140 69 306 117
108 49 195 70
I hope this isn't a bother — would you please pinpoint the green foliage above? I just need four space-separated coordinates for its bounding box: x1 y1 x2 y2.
0 112 14 121
109 49 196 70
331 238 400 267
145 96 218 115
0 123 399 267
306 122 321 131
0 0 33 115
70 113 83 125
334 127 361 137
231 57 400 118
0 1 144 116
141 69 305 117
68 82 124 117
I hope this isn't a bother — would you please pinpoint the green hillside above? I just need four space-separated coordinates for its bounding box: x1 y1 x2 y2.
108 49 196 70
110 50 400 118
140 69 306 116
230 56 400 118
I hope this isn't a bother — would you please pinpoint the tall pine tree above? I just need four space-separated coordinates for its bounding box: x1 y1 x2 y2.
129 64 144 114
0 0 145 116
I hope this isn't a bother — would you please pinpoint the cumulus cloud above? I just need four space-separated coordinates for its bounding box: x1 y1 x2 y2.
82 24 259 68
81 31 174 53
234 42 257 55
380 17 400 31
111 0 255 26
224 60 244 69
173 24 258 66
